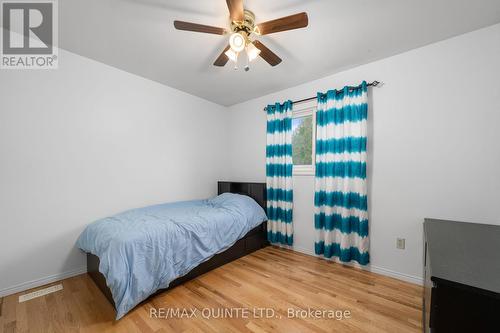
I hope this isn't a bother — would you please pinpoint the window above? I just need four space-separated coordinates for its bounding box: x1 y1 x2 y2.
292 103 315 176
292 116 312 165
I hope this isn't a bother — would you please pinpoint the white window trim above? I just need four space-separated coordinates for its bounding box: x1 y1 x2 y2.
292 100 316 176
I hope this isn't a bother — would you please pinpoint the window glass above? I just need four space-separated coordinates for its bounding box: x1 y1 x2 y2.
292 115 313 166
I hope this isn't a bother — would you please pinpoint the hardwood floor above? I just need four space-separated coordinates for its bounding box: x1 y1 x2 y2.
0 247 422 333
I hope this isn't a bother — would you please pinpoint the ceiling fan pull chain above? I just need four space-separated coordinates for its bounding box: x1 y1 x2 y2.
244 52 250 72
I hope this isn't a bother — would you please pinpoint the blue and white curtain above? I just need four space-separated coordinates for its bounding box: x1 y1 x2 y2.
314 82 369 265
266 101 293 246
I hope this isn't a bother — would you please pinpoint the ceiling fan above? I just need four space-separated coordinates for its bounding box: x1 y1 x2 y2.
173 0 308 70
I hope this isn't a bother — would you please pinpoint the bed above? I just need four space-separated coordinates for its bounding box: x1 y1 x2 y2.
78 181 269 319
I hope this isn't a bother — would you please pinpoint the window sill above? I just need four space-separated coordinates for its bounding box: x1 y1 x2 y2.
293 166 314 176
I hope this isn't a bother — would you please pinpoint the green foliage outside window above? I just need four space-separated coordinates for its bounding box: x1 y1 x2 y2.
292 116 313 165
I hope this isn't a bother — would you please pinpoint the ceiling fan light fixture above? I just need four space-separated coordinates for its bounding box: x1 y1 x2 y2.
246 42 261 62
174 3 308 68
229 32 246 53
225 48 239 63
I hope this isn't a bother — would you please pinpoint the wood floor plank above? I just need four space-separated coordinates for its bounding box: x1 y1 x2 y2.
1 247 422 332
0 298 3 333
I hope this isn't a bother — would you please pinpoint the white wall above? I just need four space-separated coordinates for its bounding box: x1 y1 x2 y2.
226 24 500 283
0 49 229 295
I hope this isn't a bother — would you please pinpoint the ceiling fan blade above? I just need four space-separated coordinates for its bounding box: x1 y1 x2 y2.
174 21 227 35
213 45 231 67
256 12 308 35
226 0 244 22
253 41 282 66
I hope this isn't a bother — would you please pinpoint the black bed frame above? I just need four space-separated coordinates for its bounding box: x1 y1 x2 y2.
87 181 269 309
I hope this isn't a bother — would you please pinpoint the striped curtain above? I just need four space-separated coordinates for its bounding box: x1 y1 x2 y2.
314 82 369 265
266 100 293 246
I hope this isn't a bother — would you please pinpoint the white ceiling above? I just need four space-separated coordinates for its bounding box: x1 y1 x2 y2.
59 0 500 106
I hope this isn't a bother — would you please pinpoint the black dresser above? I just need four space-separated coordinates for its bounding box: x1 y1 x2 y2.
423 219 500 332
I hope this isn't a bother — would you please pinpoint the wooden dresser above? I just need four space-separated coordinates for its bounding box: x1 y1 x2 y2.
423 219 500 332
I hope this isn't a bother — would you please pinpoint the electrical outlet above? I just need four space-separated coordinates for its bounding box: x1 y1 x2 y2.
396 238 406 250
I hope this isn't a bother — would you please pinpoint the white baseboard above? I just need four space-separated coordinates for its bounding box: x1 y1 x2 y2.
287 245 423 286
0 246 422 299
0 266 87 298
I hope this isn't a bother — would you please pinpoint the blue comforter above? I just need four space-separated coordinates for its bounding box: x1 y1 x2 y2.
77 193 267 319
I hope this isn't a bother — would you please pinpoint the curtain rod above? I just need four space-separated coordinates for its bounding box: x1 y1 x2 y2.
263 80 381 112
